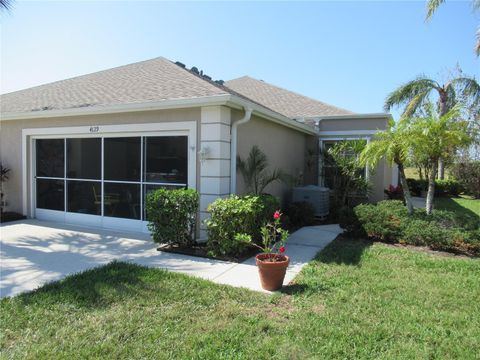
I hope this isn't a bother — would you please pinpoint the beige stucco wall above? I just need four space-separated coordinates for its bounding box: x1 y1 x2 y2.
319 117 387 132
236 114 313 204
0 108 201 215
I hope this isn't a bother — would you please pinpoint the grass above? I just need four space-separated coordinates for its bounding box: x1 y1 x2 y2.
435 195 480 218
1 239 479 359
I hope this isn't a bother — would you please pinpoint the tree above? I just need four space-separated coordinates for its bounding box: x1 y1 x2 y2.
409 104 473 215
237 145 284 195
359 119 415 214
384 75 480 178
325 140 370 210
426 0 480 56
0 0 13 12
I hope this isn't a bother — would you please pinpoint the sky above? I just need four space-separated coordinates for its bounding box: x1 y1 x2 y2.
1 0 479 115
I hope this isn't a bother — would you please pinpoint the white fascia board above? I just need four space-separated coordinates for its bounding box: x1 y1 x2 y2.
0 94 232 121
227 96 318 136
318 130 378 136
313 113 391 121
2 91 317 135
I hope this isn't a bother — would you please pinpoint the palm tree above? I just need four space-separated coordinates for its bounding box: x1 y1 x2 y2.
359 119 415 214
409 104 473 215
426 0 480 56
384 75 480 178
0 0 13 11
237 145 284 195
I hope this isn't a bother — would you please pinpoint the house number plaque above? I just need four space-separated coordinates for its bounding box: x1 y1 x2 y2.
89 126 100 133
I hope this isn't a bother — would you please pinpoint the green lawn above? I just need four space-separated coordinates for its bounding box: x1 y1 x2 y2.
435 196 480 218
1 239 479 359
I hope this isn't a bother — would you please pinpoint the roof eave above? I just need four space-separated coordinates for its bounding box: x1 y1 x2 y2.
311 113 391 120
0 94 232 121
1 93 318 136
227 96 318 135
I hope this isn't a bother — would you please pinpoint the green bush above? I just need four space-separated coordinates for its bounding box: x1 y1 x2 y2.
434 179 462 197
205 194 279 257
342 200 479 256
451 160 480 198
407 178 462 197
145 188 199 246
284 201 316 228
353 200 409 242
406 178 428 197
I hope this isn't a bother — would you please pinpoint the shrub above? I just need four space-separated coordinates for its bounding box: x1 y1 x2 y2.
145 188 199 246
451 160 480 198
435 179 462 197
342 199 479 256
406 178 462 197
406 178 427 197
205 194 279 257
353 200 409 242
284 201 316 228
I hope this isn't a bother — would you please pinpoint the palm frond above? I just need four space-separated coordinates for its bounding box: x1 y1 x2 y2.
384 77 439 113
0 0 12 11
476 28 480 57
425 0 445 20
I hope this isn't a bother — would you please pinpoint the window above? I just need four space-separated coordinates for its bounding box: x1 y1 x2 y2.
321 140 367 189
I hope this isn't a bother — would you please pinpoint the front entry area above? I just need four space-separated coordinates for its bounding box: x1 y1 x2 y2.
26 122 196 232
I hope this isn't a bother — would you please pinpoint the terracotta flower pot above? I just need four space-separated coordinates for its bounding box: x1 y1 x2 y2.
255 253 290 291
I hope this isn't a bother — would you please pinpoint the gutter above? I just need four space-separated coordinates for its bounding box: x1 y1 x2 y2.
0 93 317 136
230 106 253 194
0 95 232 121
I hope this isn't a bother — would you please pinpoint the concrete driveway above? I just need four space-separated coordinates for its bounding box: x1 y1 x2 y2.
0 219 236 298
1 220 341 298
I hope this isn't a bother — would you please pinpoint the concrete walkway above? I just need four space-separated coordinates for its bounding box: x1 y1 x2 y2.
411 196 426 209
0 220 341 297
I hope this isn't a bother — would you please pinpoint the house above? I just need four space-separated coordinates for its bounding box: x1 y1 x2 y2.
0 57 395 237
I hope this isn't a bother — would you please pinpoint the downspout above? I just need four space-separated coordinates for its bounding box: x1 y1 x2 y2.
230 107 253 194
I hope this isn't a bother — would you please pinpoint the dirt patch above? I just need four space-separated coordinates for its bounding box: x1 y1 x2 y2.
157 243 258 263
0 212 26 223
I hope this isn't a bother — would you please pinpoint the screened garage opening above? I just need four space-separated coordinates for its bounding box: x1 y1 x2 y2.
34 135 188 231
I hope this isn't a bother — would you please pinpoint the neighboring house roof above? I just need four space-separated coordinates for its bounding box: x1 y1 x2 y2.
225 76 353 118
0 57 229 114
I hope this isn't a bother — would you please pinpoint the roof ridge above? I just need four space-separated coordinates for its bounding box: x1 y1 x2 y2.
170 62 290 117
227 75 353 115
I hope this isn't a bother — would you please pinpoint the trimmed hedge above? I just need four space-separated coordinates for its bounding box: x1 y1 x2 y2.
451 161 480 198
145 188 199 246
341 200 479 256
406 178 462 197
205 194 279 257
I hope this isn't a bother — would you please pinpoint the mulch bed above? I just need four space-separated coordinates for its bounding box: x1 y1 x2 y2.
0 212 26 224
157 243 259 263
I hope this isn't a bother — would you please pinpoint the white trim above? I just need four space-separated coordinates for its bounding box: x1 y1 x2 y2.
313 113 390 120
3 94 318 136
318 130 378 136
2 95 231 121
227 96 317 135
22 121 197 225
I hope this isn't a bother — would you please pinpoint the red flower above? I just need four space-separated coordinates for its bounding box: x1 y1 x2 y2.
273 211 281 220
279 246 285 253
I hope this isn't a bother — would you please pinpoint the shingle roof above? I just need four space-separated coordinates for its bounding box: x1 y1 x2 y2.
225 76 353 118
0 57 229 114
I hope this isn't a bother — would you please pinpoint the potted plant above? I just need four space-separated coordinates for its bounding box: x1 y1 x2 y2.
236 211 289 291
